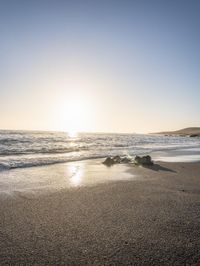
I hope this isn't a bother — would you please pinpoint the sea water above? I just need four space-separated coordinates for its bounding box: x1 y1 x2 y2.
0 130 200 170
0 130 200 194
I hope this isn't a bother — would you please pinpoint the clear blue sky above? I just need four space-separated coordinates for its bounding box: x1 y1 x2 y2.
0 0 199 133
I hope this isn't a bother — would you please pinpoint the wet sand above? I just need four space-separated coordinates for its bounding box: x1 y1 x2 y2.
0 161 200 265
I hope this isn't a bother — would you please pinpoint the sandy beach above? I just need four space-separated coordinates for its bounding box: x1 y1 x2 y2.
1 0 199 264
0 160 200 265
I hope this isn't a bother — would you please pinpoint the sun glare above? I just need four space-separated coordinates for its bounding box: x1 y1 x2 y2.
54 96 93 134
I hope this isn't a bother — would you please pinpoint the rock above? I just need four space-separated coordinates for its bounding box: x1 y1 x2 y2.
134 156 141 165
103 157 114 166
134 155 153 165
103 155 133 166
121 156 132 163
189 134 199 137
113 155 121 163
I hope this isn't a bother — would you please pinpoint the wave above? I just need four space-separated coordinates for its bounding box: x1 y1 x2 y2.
0 146 91 156
1 144 199 171
0 154 107 171
0 131 199 170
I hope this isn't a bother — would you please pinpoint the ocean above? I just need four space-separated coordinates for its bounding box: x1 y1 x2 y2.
0 130 200 170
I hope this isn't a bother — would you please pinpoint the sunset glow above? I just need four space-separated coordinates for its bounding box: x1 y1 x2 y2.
54 95 94 134
0 1 199 134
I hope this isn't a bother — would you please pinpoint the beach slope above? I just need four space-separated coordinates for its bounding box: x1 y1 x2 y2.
0 161 200 265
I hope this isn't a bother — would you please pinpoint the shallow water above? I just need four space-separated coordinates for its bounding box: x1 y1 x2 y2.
0 160 134 196
152 147 200 162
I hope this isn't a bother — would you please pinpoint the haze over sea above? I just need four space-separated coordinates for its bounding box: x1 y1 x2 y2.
0 130 200 171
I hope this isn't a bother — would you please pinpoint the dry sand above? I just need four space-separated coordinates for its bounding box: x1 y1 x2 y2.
0 161 200 265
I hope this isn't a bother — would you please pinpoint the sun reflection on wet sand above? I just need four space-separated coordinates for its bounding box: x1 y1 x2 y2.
65 160 134 188
0 159 135 195
68 164 84 187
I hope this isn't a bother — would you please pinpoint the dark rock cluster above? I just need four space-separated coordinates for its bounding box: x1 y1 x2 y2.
103 155 153 166
103 155 132 166
134 155 153 165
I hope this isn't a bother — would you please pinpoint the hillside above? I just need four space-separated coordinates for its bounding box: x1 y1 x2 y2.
156 127 200 137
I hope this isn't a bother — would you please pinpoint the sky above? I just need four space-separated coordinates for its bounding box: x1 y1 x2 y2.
0 0 199 133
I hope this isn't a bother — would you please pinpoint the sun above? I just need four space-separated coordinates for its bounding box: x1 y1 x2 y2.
54 96 93 134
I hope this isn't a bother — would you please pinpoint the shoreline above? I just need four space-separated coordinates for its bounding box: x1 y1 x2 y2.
1 155 200 196
0 161 200 265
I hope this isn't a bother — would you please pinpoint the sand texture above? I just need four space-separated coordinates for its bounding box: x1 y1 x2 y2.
0 161 200 265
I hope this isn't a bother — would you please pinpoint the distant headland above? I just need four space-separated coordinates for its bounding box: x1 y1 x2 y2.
155 127 200 137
